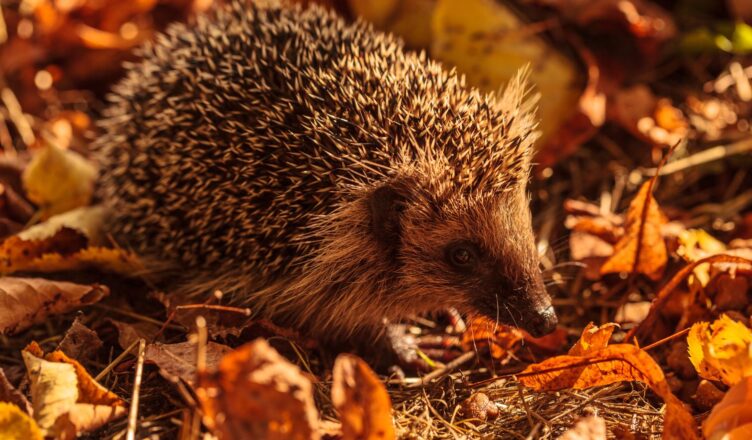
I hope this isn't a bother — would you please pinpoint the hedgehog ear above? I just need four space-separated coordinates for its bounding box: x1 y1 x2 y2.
369 184 405 248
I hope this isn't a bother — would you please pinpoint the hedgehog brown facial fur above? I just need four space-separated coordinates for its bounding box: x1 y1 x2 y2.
95 0 557 343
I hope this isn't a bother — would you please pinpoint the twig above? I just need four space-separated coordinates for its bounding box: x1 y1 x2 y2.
643 137 752 177
126 339 147 440
406 351 476 388
94 338 141 382
0 88 34 146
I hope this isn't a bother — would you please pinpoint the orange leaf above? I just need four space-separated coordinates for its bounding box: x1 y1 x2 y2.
628 255 752 342
518 344 698 440
196 339 319 440
332 354 395 440
600 181 667 280
568 322 618 356
461 316 523 361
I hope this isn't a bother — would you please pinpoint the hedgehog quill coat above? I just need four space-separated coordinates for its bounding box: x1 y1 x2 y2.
96 0 557 340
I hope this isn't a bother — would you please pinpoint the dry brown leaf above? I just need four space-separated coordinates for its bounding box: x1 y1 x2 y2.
145 341 233 386
518 343 697 439
58 317 103 361
108 319 161 350
0 402 43 440
0 368 32 416
600 181 668 280
703 375 752 440
332 353 395 440
461 316 523 361
197 338 320 440
0 277 108 335
628 255 752 342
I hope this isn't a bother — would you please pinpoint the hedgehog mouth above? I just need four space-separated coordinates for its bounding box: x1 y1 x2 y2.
470 296 541 335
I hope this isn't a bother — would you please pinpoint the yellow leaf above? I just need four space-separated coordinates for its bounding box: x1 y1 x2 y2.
688 315 752 386
677 229 727 287
22 343 126 436
22 350 79 436
22 143 97 219
0 402 43 440
431 0 581 142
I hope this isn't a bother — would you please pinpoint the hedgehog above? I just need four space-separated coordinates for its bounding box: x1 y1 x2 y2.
95 0 558 344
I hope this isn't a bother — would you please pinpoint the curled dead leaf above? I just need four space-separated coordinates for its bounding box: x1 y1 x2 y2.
703 375 752 440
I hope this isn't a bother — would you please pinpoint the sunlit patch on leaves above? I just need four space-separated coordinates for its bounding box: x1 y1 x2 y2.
688 315 752 386
518 326 698 440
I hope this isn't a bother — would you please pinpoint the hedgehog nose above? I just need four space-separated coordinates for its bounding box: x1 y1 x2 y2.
528 305 558 337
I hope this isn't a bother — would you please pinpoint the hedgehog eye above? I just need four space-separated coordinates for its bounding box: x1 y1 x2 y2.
446 242 479 270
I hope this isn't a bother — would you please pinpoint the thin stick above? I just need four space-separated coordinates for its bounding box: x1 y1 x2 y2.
126 339 147 440
641 327 691 352
405 351 475 388
94 338 140 382
644 137 752 177
195 316 207 372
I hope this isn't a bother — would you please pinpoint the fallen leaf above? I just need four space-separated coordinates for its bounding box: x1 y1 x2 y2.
688 315 752 386
462 316 523 361
0 208 144 276
332 353 395 440
600 180 668 280
568 322 617 356
703 375 752 440
0 277 108 335
22 348 79 436
108 319 162 350
629 255 752 342
677 229 728 287
0 368 32 416
22 342 126 436
614 302 651 324
145 341 233 386
558 416 607 440
197 338 320 440
58 317 103 361
431 0 582 145
519 339 697 439
22 142 97 219
0 402 43 440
